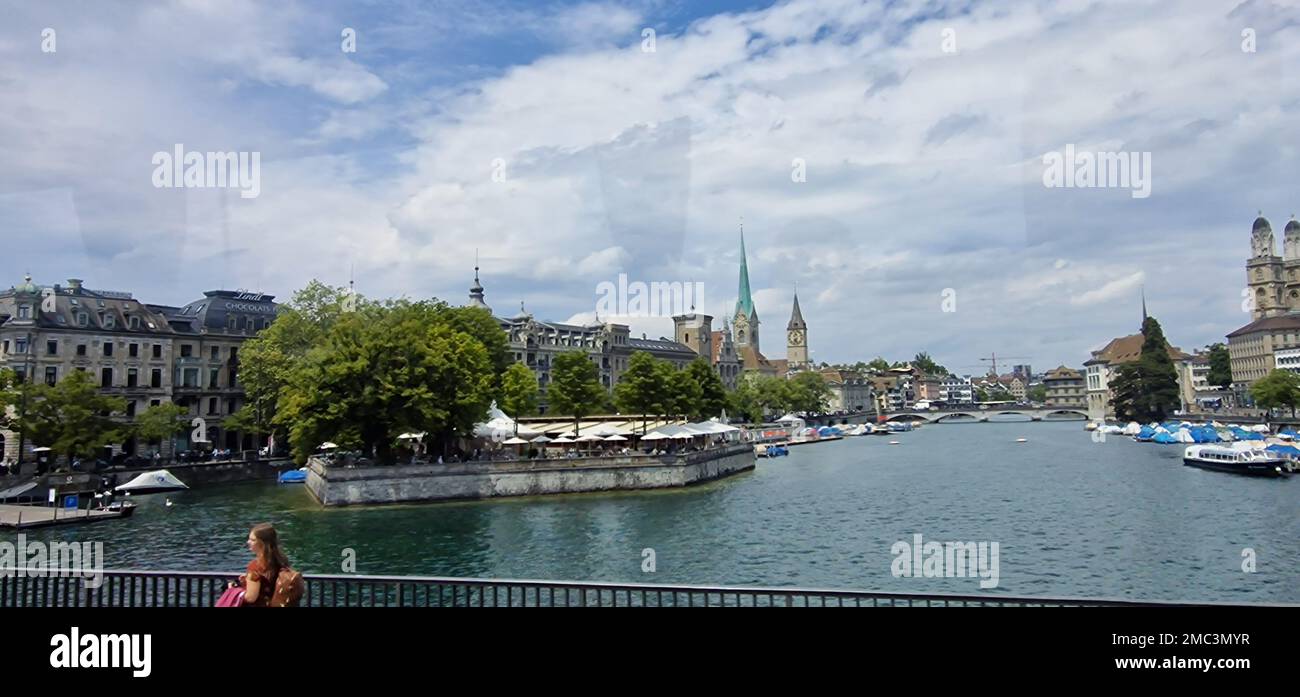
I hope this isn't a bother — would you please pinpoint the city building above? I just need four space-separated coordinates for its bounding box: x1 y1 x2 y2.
1275 346 1300 375
939 375 974 404
0 275 278 464
786 290 809 371
710 320 742 391
1042 365 1086 408
1012 364 1033 382
1231 213 1300 404
1226 315 1300 406
819 368 871 413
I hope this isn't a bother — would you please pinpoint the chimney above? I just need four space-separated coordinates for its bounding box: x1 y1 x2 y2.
67 278 83 293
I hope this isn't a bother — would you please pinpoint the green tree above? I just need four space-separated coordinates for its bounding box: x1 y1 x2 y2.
1206 343 1232 389
666 364 703 419
548 351 607 437
1250 369 1300 416
1027 385 1048 403
788 371 831 414
728 380 764 424
433 304 511 393
19 370 127 470
500 362 539 423
912 352 947 377
866 357 890 372
755 375 793 415
136 403 190 456
614 351 670 433
685 357 729 421
238 280 361 444
1110 316 1182 422
277 301 495 464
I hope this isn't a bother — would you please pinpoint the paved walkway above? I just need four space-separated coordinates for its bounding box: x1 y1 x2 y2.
0 504 130 529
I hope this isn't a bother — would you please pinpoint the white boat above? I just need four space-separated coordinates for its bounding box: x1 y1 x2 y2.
115 469 190 494
1182 446 1289 478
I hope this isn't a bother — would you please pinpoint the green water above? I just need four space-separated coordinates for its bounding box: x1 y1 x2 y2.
8 421 1298 602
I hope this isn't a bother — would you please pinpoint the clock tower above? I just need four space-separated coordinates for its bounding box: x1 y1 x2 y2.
786 289 808 370
734 226 760 354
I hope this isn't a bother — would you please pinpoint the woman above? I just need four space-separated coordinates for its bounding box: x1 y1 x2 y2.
230 523 291 607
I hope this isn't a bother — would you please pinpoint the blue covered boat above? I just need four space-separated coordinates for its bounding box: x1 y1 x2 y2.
278 468 308 484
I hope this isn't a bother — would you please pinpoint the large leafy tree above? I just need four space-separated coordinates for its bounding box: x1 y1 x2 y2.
547 351 606 437
277 300 495 464
19 369 127 469
755 375 793 415
1250 369 1300 416
788 371 831 414
912 352 947 377
500 362 539 421
866 357 891 373
433 304 511 393
728 379 764 424
685 357 729 421
135 403 190 455
614 351 670 433
1206 343 1232 389
235 281 360 444
666 363 703 419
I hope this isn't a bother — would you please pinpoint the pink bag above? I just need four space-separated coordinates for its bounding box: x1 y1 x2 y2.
216 586 245 607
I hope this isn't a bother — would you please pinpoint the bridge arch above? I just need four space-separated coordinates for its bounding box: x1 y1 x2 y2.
933 412 981 423
884 413 929 423
1042 409 1088 420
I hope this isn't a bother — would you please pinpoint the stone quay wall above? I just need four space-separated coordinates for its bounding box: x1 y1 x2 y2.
305 444 755 506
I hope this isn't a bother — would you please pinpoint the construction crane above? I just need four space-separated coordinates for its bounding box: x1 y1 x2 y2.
976 353 1030 378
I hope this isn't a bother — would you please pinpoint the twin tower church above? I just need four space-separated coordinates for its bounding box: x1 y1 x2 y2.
671 230 811 381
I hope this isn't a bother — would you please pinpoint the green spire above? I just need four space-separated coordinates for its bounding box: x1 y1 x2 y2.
735 225 756 320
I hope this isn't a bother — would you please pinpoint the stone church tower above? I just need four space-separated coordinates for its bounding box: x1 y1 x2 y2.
733 227 760 354
1247 213 1300 320
786 289 808 370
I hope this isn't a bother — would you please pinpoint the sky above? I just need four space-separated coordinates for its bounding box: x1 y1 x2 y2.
3 0 1300 375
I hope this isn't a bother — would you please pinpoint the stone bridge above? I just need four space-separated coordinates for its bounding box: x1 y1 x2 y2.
883 407 1089 423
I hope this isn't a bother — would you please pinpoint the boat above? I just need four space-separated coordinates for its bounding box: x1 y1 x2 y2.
1182 446 1290 478
869 425 891 436
278 467 308 484
114 469 190 494
755 443 789 458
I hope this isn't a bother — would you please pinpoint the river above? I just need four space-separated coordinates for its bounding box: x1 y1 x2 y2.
8 420 1298 602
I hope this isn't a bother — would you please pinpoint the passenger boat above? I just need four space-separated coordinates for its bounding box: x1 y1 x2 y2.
1182 446 1290 478
114 469 190 494
755 442 789 458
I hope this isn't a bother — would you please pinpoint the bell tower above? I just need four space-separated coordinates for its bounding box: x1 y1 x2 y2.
734 223 760 354
786 288 808 370
1248 214 1285 319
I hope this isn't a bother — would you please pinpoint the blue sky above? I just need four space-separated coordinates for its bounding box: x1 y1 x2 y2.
3 0 1300 375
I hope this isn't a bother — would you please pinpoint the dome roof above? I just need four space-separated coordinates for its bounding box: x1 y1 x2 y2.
13 273 37 295
1286 218 1300 233
1253 216 1272 232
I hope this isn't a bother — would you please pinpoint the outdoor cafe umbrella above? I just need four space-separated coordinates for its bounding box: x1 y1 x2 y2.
318 442 339 450
603 434 628 442
551 437 576 444
530 435 553 444
502 437 530 445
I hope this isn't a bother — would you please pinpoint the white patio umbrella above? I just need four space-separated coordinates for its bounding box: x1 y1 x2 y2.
551 437 576 444
640 432 670 441
531 435 553 444
576 435 603 442
318 442 339 450
502 437 530 445
603 434 628 442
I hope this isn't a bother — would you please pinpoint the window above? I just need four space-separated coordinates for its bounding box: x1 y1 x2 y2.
126 401 137 417
129 343 139 358
17 305 30 319
103 314 115 329
76 344 87 357
103 342 113 357
180 344 192 358
209 368 220 388
229 347 238 363
44 367 57 386
152 343 162 359
77 313 88 327
208 397 219 415
182 368 198 387
13 367 26 383
150 399 160 408
151 368 162 388
100 367 112 388
129 316 140 330
46 340 57 355
210 346 220 360
127 369 138 388
15 339 27 354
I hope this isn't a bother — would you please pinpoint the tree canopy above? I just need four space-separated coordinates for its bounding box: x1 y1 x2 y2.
18 369 127 468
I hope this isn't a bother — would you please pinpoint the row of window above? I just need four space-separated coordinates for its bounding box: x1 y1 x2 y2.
2 338 238 362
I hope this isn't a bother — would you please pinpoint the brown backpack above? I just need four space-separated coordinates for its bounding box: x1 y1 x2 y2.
270 567 306 607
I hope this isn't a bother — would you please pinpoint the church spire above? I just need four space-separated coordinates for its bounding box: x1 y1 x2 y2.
468 250 491 313
1141 285 1147 325
788 287 806 330
735 221 756 321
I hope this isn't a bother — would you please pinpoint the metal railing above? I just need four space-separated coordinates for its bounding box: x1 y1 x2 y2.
0 569 1261 607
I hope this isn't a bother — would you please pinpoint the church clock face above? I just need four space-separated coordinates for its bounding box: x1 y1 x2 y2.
788 331 803 346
